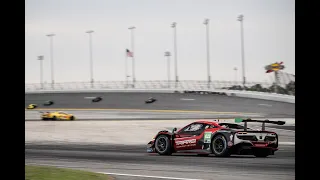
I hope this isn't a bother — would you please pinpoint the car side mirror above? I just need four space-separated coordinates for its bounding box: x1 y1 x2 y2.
172 127 177 133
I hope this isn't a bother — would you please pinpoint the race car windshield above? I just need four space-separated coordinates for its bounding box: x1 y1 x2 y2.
219 123 251 130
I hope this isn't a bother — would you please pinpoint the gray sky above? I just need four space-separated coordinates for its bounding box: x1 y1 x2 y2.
25 0 295 84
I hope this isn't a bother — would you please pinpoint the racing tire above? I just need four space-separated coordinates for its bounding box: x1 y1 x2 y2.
211 134 230 157
70 116 75 120
253 150 270 158
52 116 57 120
155 135 172 155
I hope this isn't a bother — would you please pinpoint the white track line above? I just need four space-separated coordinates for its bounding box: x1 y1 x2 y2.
99 172 204 180
258 104 272 107
180 98 195 101
278 142 295 145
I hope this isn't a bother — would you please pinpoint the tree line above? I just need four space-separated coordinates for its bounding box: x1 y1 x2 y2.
224 81 295 96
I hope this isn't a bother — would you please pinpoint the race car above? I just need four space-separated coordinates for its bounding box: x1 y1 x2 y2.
43 100 54 106
92 96 103 102
26 104 38 109
40 111 75 120
147 118 285 157
145 97 157 104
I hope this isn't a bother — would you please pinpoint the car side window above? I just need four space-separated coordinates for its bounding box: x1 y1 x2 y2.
179 123 207 136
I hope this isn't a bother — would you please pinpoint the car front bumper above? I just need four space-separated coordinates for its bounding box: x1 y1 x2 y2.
147 140 156 153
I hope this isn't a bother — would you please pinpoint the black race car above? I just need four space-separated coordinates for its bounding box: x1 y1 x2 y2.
145 97 157 104
92 96 103 102
43 100 54 106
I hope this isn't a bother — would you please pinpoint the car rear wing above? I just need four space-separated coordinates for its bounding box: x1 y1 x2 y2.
234 118 285 131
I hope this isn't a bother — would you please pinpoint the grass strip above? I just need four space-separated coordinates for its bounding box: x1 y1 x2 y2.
25 165 111 180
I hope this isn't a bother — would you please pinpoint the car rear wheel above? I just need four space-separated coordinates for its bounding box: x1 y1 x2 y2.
70 116 74 120
211 135 230 157
155 135 172 155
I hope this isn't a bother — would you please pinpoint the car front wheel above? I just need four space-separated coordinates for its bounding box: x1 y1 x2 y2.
155 135 172 155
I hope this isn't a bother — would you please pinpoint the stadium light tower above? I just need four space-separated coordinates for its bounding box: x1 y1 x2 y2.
128 26 136 87
237 14 246 87
86 30 94 88
46 33 55 89
164 51 171 88
171 22 178 88
38 55 44 89
203 18 211 88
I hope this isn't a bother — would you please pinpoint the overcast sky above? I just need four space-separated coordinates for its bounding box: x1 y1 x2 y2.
25 0 295 84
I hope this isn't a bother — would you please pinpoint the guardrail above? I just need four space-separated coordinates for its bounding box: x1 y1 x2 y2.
25 80 295 103
25 80 286 91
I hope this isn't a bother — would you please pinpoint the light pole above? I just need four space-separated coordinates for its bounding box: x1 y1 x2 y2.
164 51 171 88
46 33 55 88
86 30 94 88
233 67 238 83
203 18 211 88
237 15 246 87
38 55 44 89
171 22 178 88
128 26 136 87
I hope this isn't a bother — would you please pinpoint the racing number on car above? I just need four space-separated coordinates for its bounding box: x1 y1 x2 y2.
204 132 212 143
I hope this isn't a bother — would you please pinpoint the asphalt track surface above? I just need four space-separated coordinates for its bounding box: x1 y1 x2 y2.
25 92 295 180
25 144 295 180
25 92 295 118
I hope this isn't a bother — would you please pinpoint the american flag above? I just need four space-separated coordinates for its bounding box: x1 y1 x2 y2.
126 49 134 57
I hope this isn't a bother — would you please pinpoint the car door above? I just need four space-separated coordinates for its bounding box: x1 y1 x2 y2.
174 123 207 151
59 112 68 120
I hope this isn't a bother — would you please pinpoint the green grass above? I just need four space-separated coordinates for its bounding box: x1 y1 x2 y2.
25 165 110 180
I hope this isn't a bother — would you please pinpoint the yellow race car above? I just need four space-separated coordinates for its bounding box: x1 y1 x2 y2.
41 111 76 121
26 104 38 109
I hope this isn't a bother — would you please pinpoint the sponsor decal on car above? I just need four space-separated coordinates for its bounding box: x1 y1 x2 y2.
175 139 196 147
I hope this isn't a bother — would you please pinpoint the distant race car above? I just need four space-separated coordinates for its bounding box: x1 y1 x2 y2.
26 104 38 109
43 100 54 106
145 97 157 104
147 118 285 157
41 111 75 121
92 96 103 102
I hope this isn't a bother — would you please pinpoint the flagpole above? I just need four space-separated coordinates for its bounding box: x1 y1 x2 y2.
203 18 211 88
171 22 178 88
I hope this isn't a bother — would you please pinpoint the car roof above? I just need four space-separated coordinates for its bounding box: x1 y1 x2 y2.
194 120 220 126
